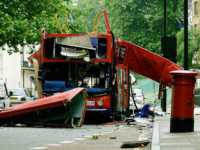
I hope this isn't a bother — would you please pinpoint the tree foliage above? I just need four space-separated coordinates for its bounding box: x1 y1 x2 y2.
177 28 200 69
0 0 88 54
103 0 183 54
74 0 200 69
73 0 185 54
72 0 106 34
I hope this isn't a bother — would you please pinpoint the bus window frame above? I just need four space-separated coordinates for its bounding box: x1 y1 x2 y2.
42 33 113 64
117 65 129 113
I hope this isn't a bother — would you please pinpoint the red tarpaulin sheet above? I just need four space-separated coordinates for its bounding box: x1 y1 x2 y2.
115 39 183 87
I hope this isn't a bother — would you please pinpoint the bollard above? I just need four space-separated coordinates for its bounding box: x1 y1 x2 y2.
169 70 198 133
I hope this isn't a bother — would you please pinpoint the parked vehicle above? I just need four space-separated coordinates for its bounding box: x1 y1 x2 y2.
0 79 11 109
129 88 145 112
134 89 145 105
7 88 33 107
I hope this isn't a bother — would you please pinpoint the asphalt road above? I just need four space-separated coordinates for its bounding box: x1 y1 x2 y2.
0 124 120 150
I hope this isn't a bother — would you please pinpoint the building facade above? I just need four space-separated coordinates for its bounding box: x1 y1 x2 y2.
0 44 39 97
192 0 200 29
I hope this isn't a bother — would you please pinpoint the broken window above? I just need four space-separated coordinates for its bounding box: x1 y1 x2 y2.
44 35 107 60
43 62 110 90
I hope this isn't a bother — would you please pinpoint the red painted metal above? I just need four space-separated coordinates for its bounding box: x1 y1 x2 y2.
158 84 162 99
103 9 111 34
117 65 129 111
0 88 87 127
101 121 124 125
40 28 46 33
170 70 198 118
87 95 111 108
28 48 42 67
115 38 183 87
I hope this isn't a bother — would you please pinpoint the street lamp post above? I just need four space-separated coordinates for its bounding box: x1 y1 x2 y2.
184 0 188 70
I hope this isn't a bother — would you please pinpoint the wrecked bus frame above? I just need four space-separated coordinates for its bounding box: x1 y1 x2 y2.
28 10 131 121
28 9 183 121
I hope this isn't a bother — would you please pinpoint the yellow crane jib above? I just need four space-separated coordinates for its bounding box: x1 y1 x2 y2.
54 14 63 34
96 13 103 34
93 12 99 34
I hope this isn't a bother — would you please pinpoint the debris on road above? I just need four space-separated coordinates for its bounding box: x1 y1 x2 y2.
120 140 150 148
110 136 116 139
101 121 124 125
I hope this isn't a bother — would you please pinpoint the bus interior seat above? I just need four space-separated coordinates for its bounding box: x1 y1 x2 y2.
43 81 66 92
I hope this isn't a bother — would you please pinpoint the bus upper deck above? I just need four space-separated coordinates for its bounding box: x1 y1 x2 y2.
42 33 114 64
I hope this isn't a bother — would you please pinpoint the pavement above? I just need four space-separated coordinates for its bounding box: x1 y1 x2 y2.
27 104 200 150
152 106 200 150
29 119 153 150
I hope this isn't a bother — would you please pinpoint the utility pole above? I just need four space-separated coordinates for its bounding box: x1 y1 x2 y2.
161 0 167 112
184 0 188 70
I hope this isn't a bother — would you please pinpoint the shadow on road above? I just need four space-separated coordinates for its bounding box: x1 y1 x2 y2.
84 114 112 124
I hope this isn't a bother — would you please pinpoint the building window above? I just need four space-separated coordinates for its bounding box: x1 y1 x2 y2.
195 2 198 15
195 24 198 34
195 24 198 30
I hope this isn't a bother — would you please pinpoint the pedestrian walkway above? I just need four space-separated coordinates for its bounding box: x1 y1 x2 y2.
152 115 200 150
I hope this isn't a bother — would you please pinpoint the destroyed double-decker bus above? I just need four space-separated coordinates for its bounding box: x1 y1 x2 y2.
28 8 183 122
28 10 131 120
0 7 183 127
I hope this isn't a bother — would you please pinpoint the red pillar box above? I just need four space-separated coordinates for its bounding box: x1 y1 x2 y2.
169 70 198 133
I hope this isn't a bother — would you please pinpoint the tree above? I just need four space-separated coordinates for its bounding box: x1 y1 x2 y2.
0 0 88 54
177 28 200 69
72 0 106 34
102 0 184 54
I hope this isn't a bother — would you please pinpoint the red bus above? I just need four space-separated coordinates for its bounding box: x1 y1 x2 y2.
29 10 130 121
29 8 183 121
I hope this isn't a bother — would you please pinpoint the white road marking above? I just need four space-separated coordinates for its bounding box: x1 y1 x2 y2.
72 138 85 140
30 147 47 149
83 136 92 138
46 144 61 146
59 141 75 144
